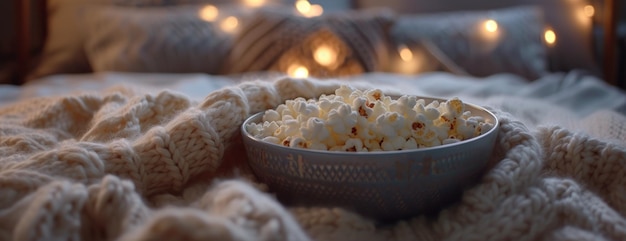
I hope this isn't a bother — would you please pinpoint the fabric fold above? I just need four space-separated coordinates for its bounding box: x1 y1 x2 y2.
0 77 624 241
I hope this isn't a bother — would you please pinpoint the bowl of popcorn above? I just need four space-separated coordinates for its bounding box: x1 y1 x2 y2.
241 85 499 222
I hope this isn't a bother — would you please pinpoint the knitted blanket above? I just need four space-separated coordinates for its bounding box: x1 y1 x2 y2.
0 77 625 241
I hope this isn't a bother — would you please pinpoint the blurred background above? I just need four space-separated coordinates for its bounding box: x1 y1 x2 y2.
1 0 624 88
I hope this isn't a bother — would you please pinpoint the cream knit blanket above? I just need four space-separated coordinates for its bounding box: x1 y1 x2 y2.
0 77 625 241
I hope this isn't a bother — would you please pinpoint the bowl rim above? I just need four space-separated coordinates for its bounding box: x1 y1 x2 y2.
241 95 499 156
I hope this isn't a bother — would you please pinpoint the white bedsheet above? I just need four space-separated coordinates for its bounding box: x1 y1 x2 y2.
3 70 625 145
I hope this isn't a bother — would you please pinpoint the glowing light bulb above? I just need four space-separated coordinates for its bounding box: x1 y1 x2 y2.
295 0 311 14
244 0 265 7
220 16 239 33
308 4 323 17
313 44 337 67
295 0 323 17
544 29 556 46
584 5 595 17
199 5 219 22
398 45 413 62
287 64 309 78
484 19 498 33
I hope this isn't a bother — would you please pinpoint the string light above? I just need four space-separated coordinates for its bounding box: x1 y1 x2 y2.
295 0 311 13
398 45 413 62
313 44 338 67
295 0 323 17
287 64 309 78
308 4 323 17
544 29 557 46
199 5 219 22
220 16 239 33
583 5 595 17
573 2 593 27
480 18 500 44
394 46 425 74
484 19 498 33
243 0 265 7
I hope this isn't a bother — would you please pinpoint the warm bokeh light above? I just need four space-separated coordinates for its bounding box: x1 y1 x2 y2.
295 0 311 14
584 5 595 17
295 0 323 17
398 45 413 62
544 29 557 46
394 47 425 74
484 19 498 33
287 64 309 78
243 0 265 7
220 16 239 33
479 19 500 44
199 5 219 22
308 4 324 17
573 3 593 27
313 44 337 67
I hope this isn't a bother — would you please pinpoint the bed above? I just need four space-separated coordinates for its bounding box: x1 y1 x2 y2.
2 0 626 240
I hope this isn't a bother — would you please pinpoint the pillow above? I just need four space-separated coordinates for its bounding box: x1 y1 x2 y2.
28 0 95 79
221 7 395 77
84 5 244 74
27 0 284 80
387 40 469 76
390 6 548 80
357 0 601 76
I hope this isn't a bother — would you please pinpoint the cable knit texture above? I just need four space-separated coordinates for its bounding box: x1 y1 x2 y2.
0 77 625 241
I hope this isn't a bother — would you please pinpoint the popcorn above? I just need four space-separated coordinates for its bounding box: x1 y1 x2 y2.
246 85 494 152
342 138 366 152
376 112 407 139
262 109 281 122
301 117 329 141
327 103 358 135
380 136 406 151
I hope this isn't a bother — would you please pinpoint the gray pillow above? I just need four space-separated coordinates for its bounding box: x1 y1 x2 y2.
29 0 254 80
84 5 247 74
221 7 395 77
390 6 548 80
